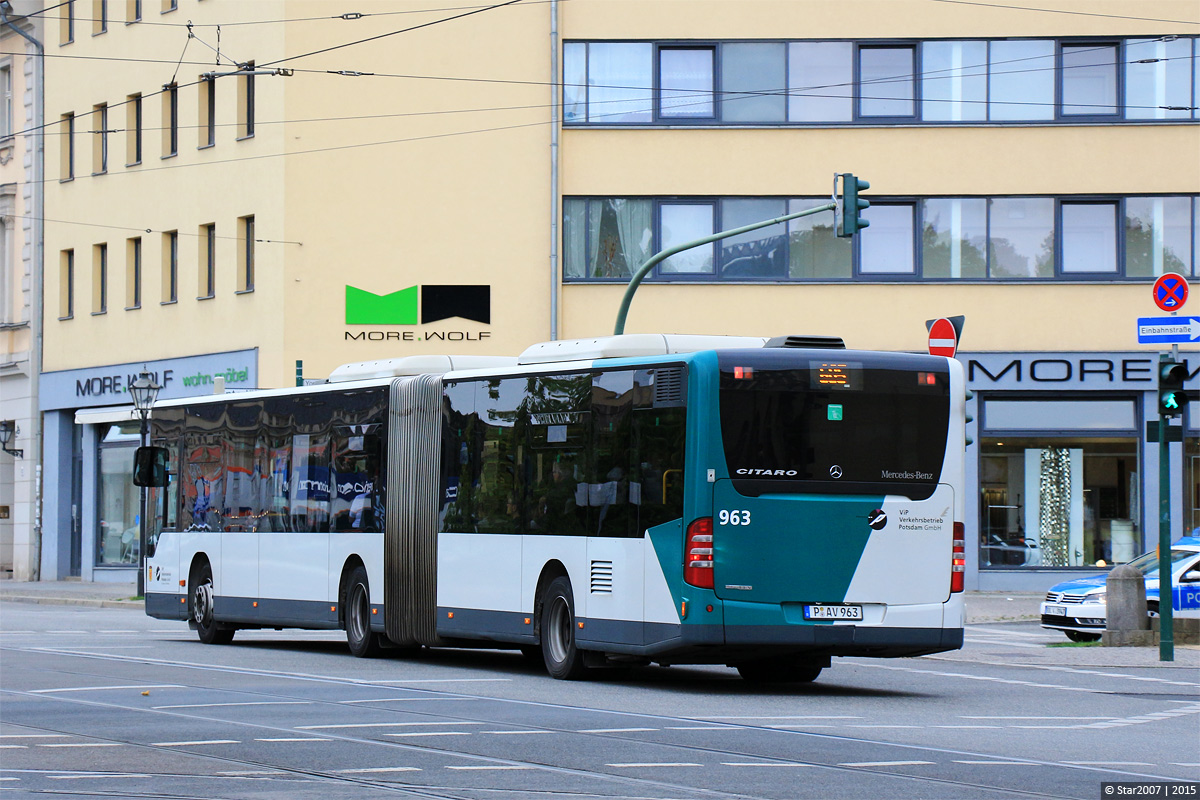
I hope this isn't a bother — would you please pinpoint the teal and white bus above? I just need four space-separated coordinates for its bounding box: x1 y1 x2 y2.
142 334 967 682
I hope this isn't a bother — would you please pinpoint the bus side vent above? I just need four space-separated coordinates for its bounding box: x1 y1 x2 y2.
764 335 846 349
653 367 685 406
590 561 613 594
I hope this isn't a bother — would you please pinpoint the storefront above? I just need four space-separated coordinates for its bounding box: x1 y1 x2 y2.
964 351 1197 592
39 350 257 582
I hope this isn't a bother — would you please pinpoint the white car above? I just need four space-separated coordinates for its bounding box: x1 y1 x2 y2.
1040 535 1200 642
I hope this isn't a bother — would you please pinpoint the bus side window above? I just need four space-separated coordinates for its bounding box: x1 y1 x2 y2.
592 370 636 538
475 378 527 534
441 381 478 532
331 430 382 533
524 374 590 537
634 367 687 532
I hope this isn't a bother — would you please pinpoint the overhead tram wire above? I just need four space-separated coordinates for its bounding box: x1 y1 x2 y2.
8 35 1191 142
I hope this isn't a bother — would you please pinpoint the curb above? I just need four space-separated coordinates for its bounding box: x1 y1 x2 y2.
0 595 142 609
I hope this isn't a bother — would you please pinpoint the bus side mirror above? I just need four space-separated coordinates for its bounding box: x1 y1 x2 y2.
133 446 168 487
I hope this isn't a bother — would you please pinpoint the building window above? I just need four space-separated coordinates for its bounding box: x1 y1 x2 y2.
659 202 714 274
126 237 141 309
858 45 916 118
980 436 1140 569
162 82 178 157
93 0 107 35
1061 42 1119 117
60 249 74 318
0 217 9 325
199 223 215 298
61 0 75 45
0 64 11 140
199 76 215 148
238 63 255 138
161 230 178 303
60 113 75 180
237 215 254 292
658 46 715 119
126 0 142 23
93 243 107 314
161 0 177 12
565 194 1197 283
789 41 853 122
1061 202 1118 274
92 103 108 174
126 93 142 166
564 36 1200 126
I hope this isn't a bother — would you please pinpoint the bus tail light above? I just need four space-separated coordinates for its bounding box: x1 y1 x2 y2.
684 517 714 589
951 522 965 593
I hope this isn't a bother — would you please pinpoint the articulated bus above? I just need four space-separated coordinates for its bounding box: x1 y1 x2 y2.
141 334 967 682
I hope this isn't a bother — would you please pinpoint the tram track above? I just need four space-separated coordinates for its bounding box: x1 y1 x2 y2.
1 643 1171 800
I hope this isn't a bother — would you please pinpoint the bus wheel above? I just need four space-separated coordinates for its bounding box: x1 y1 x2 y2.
191 562 234 645
345 565 381 658
540 577 589 680
736 658 822 684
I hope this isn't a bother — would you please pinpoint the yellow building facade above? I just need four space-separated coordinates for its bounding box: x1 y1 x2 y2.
38 0 1199 588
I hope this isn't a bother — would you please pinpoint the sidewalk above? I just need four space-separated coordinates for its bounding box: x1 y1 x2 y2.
0 581 1046 619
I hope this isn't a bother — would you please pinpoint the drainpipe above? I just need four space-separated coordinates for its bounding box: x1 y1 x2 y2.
1 1 45 581
548 0 559 340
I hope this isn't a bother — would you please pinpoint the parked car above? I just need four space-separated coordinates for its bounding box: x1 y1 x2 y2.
1040 535 1200 642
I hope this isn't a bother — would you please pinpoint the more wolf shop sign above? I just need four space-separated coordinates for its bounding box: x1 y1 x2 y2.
344 284 492 343
965 353 1198 388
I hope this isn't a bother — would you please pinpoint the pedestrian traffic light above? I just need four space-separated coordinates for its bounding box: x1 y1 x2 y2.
1158 360 1190 418
838 174 870 238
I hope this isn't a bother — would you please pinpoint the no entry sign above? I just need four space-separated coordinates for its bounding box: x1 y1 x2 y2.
1153 273 1189 312
927 317 959 358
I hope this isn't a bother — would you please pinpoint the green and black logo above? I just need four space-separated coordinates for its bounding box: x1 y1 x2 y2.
345 284 490 325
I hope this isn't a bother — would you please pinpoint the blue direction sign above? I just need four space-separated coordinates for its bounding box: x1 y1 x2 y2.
1137 316 1200 344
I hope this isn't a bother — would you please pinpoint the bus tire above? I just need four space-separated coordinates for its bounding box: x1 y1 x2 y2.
540 576 590 680
736 658 822 684
191 561 234 645
345 565 381 658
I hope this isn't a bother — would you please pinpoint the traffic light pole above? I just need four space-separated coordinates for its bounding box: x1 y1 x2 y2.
613 202 835 336
1158 347 1180 662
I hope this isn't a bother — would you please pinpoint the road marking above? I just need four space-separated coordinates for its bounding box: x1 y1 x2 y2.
30 684 183 694
1065 761 1156 766
384 732 472 738
483 730 554 735
840 761 935 768
933 725 1001 729
962 716 1116 720
578 728 657 734
1172 763 1200 767
366 679 511 684
855 663 1111 694
846 725 920 729
152 740 239 747
0 735 65 738
335 767 421 774
953 761 1036 765
341 697 478 704
38 743 124 748
298 722 484 730
0 745 27 749
49 774 151 780
667 726 736 730
155 701 313 709
447 766 534 771
608 763 702 768
97 630 139 634
703 715 861 720
723 763 815 768
218 771 287 776
254 738 331 743
46 631 88 635
762 724 838 729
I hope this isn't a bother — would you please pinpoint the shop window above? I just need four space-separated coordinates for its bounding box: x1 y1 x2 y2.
97 422 142 566
980 437 1140 568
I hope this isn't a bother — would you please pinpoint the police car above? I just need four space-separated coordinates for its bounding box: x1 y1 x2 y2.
1040 535 1200 642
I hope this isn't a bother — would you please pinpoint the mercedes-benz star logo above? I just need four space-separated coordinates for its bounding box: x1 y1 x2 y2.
829 465 843 479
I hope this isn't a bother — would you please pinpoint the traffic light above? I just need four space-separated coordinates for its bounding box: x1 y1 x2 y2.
1158 360 1190 418
838 174 871 238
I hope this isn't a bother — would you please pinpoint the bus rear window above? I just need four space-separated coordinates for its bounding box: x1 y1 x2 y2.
718 352 950 499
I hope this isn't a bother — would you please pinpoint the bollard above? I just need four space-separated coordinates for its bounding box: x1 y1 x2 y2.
1103 564 1152 647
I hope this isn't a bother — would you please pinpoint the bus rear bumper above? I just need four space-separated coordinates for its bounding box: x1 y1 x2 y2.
146 591 189 621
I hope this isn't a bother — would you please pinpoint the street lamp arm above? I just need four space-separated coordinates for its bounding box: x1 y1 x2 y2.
613 202 836 336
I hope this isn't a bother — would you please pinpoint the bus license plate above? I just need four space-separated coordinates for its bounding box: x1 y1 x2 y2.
804 604 863 621
1044 605 1066 616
